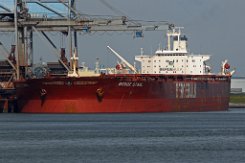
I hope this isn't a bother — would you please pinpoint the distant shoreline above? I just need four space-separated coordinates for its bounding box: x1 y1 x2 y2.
229 93 245 108
229 103 245 108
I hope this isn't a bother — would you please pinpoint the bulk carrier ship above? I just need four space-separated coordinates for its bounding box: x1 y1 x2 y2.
14 27 234 113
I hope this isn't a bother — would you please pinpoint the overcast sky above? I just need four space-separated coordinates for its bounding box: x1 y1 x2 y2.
75 0 245 76
1 0 245 76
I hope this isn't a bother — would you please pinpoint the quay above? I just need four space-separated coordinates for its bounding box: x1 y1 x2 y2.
0 88 16 113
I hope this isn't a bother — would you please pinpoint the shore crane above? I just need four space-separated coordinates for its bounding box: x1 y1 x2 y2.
0 0 173 80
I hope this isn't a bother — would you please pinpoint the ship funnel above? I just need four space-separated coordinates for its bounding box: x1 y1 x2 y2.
107 46 137 74
167 27 187 52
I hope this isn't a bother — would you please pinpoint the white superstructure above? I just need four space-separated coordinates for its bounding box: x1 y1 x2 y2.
135 27 211 75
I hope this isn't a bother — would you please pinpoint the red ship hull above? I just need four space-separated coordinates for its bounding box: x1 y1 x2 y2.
14 74 231 113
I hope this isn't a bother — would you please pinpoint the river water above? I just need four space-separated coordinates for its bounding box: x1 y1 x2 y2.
1 109 245 163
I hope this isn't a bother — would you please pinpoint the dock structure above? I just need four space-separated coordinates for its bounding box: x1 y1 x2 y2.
0 87 16 113
0 0 170 112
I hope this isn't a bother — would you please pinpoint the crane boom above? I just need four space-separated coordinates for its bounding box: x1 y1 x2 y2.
107 46 137 74
0 0 173 80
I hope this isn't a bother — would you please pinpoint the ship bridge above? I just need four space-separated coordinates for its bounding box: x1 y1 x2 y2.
135 27 211 75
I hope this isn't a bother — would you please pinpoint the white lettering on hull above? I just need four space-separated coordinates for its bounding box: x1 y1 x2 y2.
176 82 196 98
118 82 143 87
43 81 98 86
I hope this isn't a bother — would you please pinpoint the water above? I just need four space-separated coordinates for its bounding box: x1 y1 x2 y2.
1 109 245 163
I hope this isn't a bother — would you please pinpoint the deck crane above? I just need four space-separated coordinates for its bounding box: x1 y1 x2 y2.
0 0 173 80
107 46 138 74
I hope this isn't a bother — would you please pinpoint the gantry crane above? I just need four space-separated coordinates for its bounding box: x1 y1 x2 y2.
0 0 173 80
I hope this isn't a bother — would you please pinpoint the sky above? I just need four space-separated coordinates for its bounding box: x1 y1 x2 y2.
0 0 245 76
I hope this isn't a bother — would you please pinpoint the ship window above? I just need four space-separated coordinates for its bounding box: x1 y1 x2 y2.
192 60 195 62
148 60 151 63
154 60 156 62
176 60 178 62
